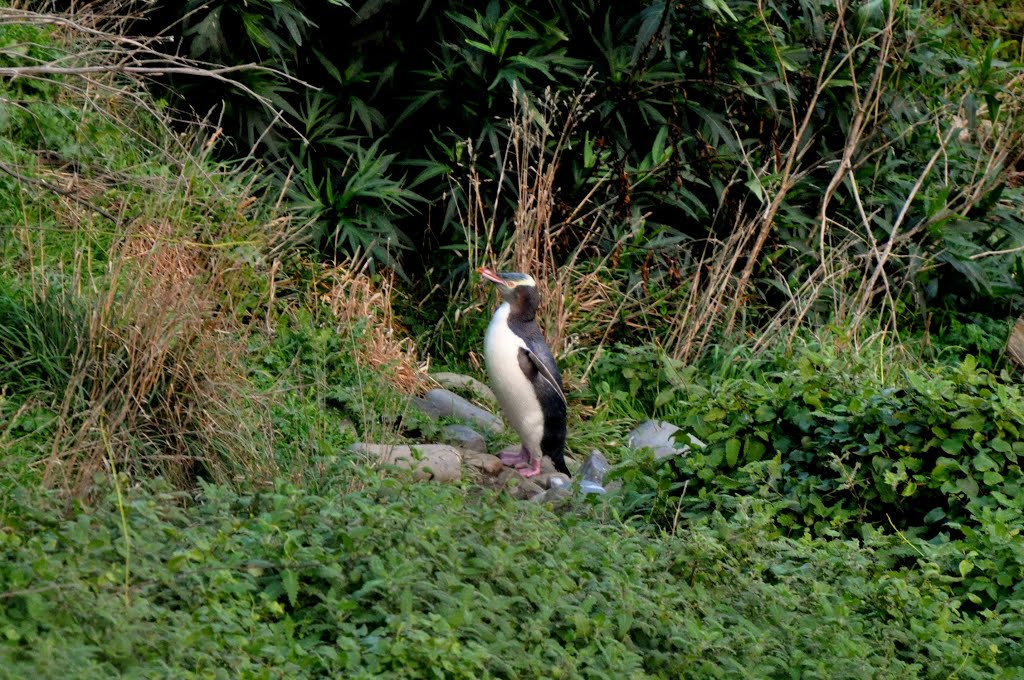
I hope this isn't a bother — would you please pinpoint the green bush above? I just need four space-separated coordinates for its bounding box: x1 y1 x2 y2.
140 0 1024 329
0 473 1018 678
597 340 1024 609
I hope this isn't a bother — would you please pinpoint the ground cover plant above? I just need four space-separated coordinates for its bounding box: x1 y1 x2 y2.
592 336 1024 612
2 1 1024 678
0 474 1019 679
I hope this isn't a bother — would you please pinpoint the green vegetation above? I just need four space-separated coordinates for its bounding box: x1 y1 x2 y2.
1 475 1017 678
145 0 1024 357
2 1 1024 678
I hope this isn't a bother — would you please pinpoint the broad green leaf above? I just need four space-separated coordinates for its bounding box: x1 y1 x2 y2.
745 438 766 462
705 407 726 423
654 388 676 409
725 438 740 467
982 470 1004 486
957 475 980 498
941 437 964 455
990 437 1011 453
282 569 299 607
952 413 986 431
972 452 998 472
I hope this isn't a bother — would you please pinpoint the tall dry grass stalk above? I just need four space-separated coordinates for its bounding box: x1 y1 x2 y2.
457 81 622 372
40 217 274 498
316 257 427 395
666 0 1024 362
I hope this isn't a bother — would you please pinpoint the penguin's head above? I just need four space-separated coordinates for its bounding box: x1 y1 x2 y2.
478 267 540 318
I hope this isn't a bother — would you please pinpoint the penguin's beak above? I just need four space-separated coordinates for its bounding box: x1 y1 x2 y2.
478 267 509 287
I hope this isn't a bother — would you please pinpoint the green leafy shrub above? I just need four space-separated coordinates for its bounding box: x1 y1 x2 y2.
138 0 1024 345
0 474 1018 678
680 353 1023 532
599 339 1024 608
926 312 1013 370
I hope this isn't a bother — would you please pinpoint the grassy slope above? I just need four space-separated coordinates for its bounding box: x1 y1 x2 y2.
0 11 1022 680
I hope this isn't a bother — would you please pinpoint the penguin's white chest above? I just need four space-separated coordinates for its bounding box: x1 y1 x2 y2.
484 302 545 455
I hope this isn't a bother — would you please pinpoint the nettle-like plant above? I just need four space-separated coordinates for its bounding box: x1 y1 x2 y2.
596 338 1024 608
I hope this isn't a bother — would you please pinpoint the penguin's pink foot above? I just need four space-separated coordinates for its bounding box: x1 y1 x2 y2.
499 446 530 467
517 457 543 478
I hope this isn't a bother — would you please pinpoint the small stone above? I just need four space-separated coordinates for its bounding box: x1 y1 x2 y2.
431 372 497 405
464 452 504 476
548 475 570 489
496 468 545 500
416 388 504 434
530 485 573 505
535 472 571 490
440 424 487 453
352 443 462 482
627 420 704 460
510 478 545 500
577 450 610 486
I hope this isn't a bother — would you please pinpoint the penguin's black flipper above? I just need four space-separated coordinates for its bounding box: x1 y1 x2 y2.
517 347 570 476
518 346 566 406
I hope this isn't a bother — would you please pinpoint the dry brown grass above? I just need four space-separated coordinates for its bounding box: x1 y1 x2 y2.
315 259 427 395
39 216 274 497
456 83 628 367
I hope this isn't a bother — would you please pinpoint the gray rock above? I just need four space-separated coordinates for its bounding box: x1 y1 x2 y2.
431 372 497 405
578 450 610 485
411 396 446 419
548 475 570 489
414 388 504 434
530 485 573 505
440 424 487 453
627 419 705 460
511 479 545 500
496 468 545 500
352 443 462 482
535 472 571 490
463 452 504 476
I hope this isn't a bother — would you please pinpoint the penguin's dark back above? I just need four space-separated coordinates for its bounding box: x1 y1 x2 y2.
540 395 569 475
506 295 570 475
508 319 561 378
518 330 569 476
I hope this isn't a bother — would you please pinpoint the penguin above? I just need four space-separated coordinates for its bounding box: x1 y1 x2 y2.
478 266 569 478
